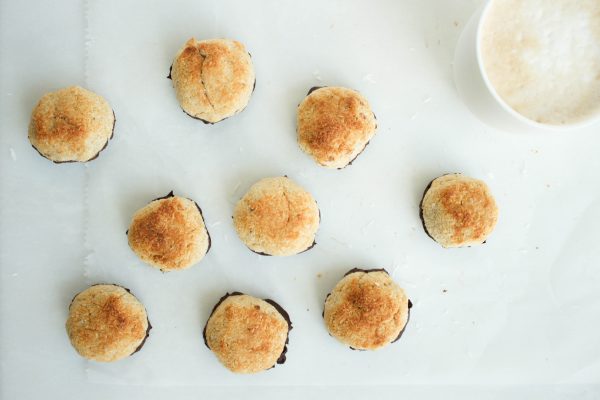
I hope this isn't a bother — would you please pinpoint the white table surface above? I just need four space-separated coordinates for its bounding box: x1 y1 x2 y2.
1 0 599 399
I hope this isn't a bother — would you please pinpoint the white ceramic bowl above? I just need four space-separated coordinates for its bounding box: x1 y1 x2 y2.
453 0 600 134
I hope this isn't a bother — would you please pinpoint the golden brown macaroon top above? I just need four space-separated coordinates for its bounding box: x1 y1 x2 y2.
170 38 255 123
233 177 320 256
204 294 291 374
127 193 210 271
297 86 377 169
65 284 149 362
420 174 499 248
28 86 114 163
323 269 410 351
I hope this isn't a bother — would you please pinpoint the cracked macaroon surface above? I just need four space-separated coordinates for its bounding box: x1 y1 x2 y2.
204 293 291 374
28 86 114 163
66 285 149 362
170 38 255 123
297 86 377 169
323 269 410 351
233 177 320 256
127 195 210 271
420 174 498 248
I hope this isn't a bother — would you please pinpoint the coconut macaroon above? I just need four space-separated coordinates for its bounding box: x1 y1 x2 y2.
323 269 411 351
29 86 115 163
233 176 320 256
297 86 377 169
170 38 255 124
420 174 499 248
203 292 292 374
66 284 151 362
127 192 211 271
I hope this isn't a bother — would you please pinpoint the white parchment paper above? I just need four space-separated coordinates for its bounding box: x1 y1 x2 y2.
82 0 600 386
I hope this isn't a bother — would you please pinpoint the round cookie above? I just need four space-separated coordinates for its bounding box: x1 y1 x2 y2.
323 268 411 351
170 38 255 123
203 292 292 374
66 284 151 362
29 86 115 163
233 176 320 256
420 174 499 248
127 191 211 271
297 86 377 169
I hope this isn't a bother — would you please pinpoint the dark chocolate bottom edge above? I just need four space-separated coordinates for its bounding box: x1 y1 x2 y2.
339 109 378 170
263 298 292 365
307 86 325 96
192 200 212 255
131 317 152 356
348 301 412 351
250 248 273 256
339 139 371 170
31 144 76 164
391 299 413 343
298 240 317 254
202 292 292 368
182 109 216 125
86 111 116 162
419 178 436 241
249 238 317 257
344 267 388 277
152 190 175 202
